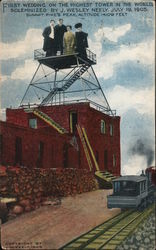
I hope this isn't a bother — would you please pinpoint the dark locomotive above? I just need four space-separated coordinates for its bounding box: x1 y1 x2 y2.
107 167 155 209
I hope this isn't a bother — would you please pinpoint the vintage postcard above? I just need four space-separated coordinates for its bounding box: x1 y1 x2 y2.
0 0 155 249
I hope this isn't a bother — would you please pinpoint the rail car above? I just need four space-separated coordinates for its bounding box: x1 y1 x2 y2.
145 166 156 186
107 169 155 209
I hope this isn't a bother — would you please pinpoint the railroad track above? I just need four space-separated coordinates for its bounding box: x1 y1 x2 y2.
60 205 154 250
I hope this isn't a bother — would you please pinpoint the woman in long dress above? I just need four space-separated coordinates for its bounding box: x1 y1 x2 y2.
64 25 75 55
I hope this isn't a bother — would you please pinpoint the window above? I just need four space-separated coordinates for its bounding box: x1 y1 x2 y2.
29 118 37 129
37 141 44 168
110 124 113 136
15 137 22 165
140 181 146 193
114 181 120 193
149 172 152 182
101 120 106 134
115 181 138 196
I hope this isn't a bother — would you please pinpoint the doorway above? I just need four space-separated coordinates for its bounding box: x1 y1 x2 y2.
70 112 78 134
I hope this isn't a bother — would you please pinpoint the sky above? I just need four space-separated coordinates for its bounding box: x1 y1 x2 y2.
0 0 155 175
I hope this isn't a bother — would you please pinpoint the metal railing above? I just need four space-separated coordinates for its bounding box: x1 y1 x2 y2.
34 49 46 59
21 99 116 116
87 99 116 116
34 48 96 64
86 49 96 63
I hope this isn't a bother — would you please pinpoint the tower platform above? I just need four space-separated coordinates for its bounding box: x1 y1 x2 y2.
34 49 96 70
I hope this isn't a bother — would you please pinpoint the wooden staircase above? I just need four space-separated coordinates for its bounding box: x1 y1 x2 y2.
95 171 116 189
33 109 67 134
76 124 93 171
77 125 116 189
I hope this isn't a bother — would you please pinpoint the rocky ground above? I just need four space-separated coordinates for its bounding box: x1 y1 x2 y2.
117 210 156 250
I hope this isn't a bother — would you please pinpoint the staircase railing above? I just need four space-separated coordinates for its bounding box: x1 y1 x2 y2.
86 49 96 64
33 109 67 134
76 124 93 171
34 49 45 59
82 127 99 171
40 64 90 105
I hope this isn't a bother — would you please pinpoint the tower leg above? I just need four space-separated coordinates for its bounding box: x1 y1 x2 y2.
20 63 41 107
91 66 114 116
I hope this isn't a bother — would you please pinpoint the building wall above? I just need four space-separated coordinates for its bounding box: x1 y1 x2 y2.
6 103 89 130
0 166 98 218
2 103 120 175
6 108 29 128
78 106 120 175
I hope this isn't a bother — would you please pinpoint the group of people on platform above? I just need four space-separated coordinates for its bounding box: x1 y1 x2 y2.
42 19 88 58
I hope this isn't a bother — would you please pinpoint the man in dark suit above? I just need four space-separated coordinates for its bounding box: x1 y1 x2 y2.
42 20 56 57
75 23 88 58
55 19 67 55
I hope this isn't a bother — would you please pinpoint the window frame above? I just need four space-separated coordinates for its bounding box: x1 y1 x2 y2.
110 124 113 136
101 120 106 134
29 118 37 129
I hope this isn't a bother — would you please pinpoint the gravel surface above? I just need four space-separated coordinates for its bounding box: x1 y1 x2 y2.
117 210 156 250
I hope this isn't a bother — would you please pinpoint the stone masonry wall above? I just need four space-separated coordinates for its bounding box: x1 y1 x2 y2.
0 165 98 218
